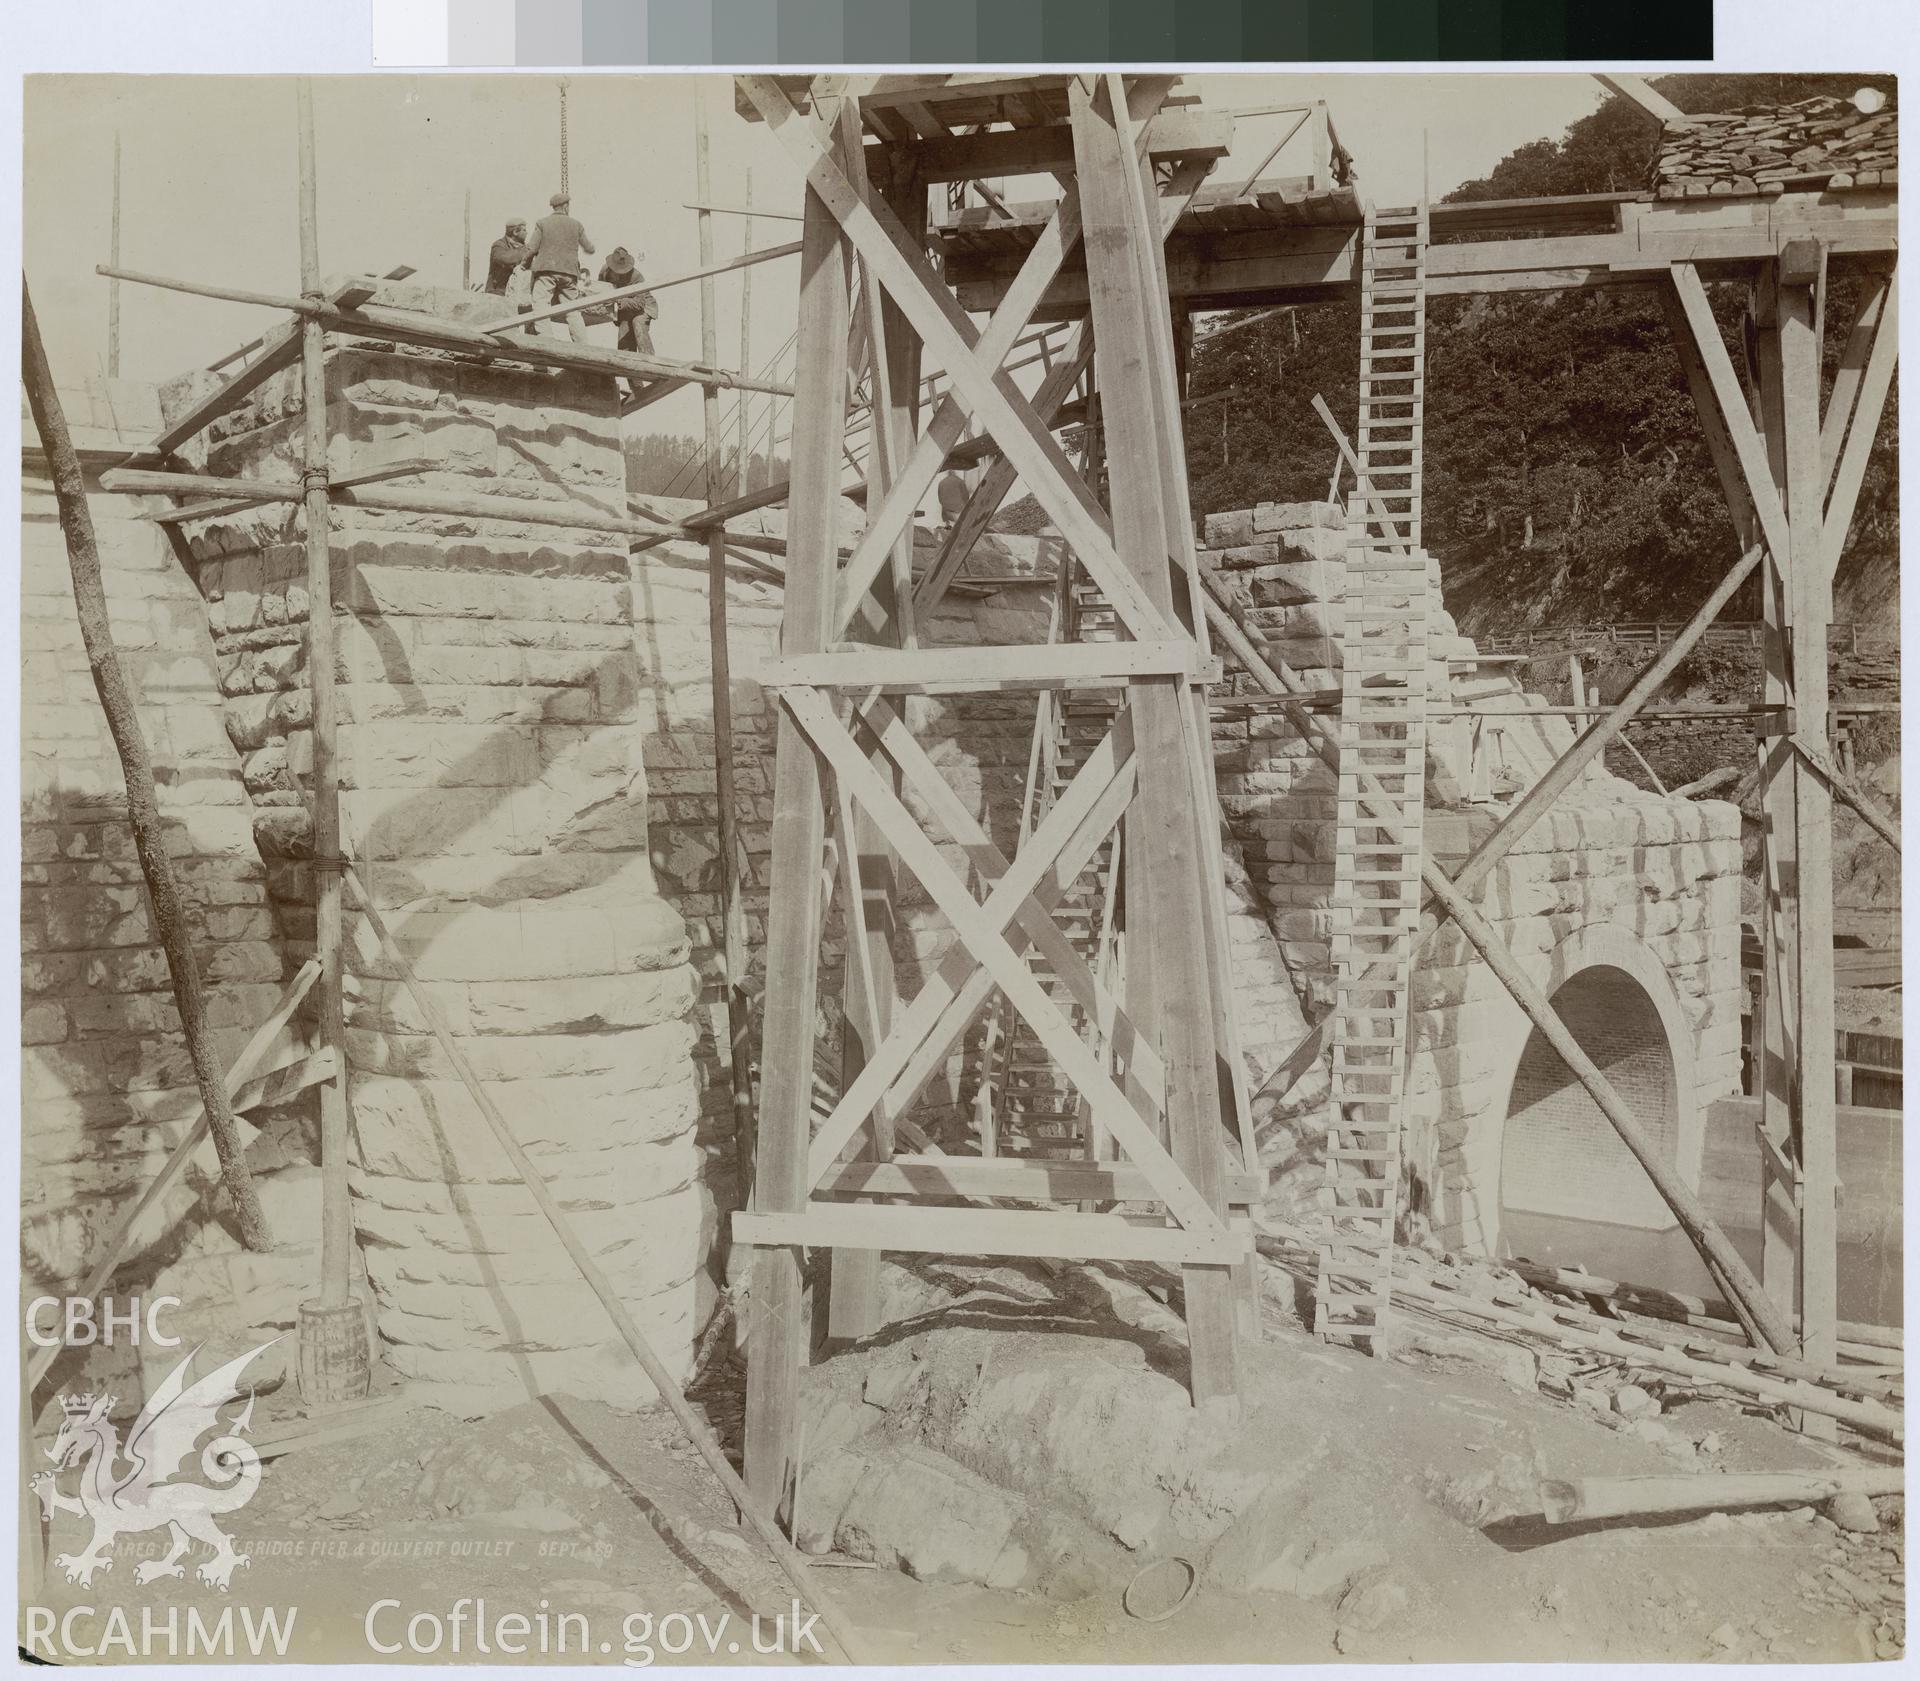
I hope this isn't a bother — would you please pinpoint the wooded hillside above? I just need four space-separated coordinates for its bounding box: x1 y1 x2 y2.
1182 73 1898 635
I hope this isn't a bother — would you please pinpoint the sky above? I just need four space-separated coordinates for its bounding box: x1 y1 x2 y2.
23 72 1604 442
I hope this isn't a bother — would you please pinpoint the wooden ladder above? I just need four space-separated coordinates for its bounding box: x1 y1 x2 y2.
1316 199 1431 1347
1352 203 1427 549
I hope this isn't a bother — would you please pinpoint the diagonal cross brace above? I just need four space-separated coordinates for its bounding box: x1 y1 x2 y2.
784 687 1222 1233
738 74 1175 647
798 696 1142 1179
831 78 1183 636
1668 262 1794 567
860 695 1166 1117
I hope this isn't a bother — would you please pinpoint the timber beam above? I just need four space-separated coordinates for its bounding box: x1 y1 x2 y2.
870 104 1233 184
946 197 1898 314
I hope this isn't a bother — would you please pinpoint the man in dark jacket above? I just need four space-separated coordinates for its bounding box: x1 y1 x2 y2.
484 221 528 294
597 247 658 355
522 192 595 342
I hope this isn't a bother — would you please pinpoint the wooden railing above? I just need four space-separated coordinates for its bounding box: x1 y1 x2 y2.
1481 620 1891 655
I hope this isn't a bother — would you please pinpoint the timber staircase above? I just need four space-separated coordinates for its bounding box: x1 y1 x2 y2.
1316 200 1432 1347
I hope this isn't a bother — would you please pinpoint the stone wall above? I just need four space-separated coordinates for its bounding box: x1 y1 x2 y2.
21 377 339 1408
1200 499 1745 1254
175 301 704 1414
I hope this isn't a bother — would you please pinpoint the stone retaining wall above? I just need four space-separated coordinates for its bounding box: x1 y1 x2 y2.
21 377 338 1408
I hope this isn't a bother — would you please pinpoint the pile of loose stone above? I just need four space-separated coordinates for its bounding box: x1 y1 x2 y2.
1652 95 1896 199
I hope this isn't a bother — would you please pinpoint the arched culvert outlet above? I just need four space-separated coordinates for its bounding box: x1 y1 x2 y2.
1494 929 1701 1259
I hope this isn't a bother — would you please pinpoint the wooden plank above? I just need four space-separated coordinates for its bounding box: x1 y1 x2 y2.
1821 282 1897 579
104 465 677 544
1791 734 1901 851
735 1203 1249 1267
950 213 1898 314
1595 73 1687 126
1659 280 1758 546
228 1044 337 1115
861 696 1166 1119
1749 275 1804 1342
830 175 1092 632
741 89 856 1523
914 156 1209 620
138 327 301 461
474 239 803 335
322 299 796 396
755 639 1205 690
737 74 1174 647
826 122 919 1344
857 74 1080 112
830 724 1146 1167
1072 74 1240 1411
1110 76 1261 1329
828 78 1177 638
821 1156 1264 1204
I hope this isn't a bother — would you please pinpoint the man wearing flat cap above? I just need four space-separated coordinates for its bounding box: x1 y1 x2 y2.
522 191 595 342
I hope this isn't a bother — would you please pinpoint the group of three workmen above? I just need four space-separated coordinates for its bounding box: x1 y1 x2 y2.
484 192 657 353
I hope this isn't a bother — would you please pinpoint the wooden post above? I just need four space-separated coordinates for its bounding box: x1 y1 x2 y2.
1774 253 1840 1407
696 95 760 1235
108 132 122 378
462 187 472 291
1071 75 1240 1413
21 284 272 1253
1748 273 1805 1339
743 89 854 1519
824 108 918 1346
737 168 753 497
294 79 368 1405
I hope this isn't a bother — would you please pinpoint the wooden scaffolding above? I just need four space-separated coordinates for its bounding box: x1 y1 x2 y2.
812 71 1900 1484
725 72 1265 1515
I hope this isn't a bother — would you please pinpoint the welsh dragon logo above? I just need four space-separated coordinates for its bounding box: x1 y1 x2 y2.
33 1339 277 1592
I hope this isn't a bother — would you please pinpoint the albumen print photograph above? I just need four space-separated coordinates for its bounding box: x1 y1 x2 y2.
16 64 1902 1665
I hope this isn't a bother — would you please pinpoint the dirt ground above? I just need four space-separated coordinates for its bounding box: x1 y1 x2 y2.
22 1256 1905 1666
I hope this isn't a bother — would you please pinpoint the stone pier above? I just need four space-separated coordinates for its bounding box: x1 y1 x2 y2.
180 289 704 1413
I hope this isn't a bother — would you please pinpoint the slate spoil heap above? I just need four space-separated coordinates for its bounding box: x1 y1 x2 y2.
1653 95 1897 200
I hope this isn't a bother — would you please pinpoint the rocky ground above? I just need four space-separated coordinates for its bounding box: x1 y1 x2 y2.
23 1255 1904 1665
